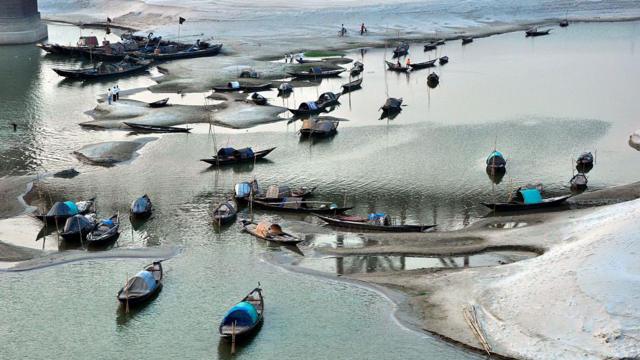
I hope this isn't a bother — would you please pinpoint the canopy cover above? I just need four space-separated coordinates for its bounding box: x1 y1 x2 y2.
222 301 259 326
47 201 79 216
235 182 252 198
131 196 151 214
520 189 543 204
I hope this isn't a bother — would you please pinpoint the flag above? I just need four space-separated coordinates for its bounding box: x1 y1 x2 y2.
107 17 112 23
106 26 111 35
179 17 186 25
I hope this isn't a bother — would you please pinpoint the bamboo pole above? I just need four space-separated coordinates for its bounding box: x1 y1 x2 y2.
125 274 130 314
231 320 237 355
463 305 491 356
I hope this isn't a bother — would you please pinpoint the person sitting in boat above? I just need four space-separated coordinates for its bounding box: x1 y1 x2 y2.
189 39 201 52
360 23 367 35
406 58 411 66
396 59 401 67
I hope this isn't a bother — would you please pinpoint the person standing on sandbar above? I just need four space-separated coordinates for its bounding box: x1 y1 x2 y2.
107 88 113 105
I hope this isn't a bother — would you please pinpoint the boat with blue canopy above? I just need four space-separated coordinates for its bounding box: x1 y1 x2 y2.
86 214 120 248
35 199 93 225
200 147 276 166
117 261 163 307
60 214 97 243
481 185 571 212
486 150 507 169
219 286 264 341
130 194 153 219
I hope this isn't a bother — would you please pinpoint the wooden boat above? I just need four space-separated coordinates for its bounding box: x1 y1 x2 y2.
251 92 268 106
576 152 594 172
435 39 446 45
287 68 345 79
482 195 571 212
570 173 588 192
423 43 437 51
117 262 163 306
250 198 351 214
408 59 436 70
525 28 551 37
486 150 506 169
289 92 341 116
385 61 410 73
219 287 264 341
148 98 169 108
341 78 363 93
240 220 303 245
130 195 152 219
139 43 222 61
462 37 474 45
53 58 152 80
277 83 293 95
392 43 409 58
34 199 94 225
299 118 339 138
559 19 569 27
212 200 238 225
350 61 364 76
439 56 449 65
427 73 440 88
380 97 403 111
213 82 272 93
86 215 120 247
200 147 276 166
236 181 316 202
124 122 190 133
60 214 97 243
314 213 435 233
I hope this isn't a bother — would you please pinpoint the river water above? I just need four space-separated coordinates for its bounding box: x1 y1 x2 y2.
1 20 640 359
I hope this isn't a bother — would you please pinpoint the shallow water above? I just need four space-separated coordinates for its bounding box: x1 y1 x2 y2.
1 21 640 359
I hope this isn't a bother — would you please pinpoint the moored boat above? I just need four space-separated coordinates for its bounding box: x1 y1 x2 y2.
213 199 238 225
559 19 569 27
287 67 345 79
235 180 316 202
148 98 170 108
86 215 120 248
251 92 268 106
219 287 264 341
486 150 507 169
408 59 437 70
213 82 272 93
201 147 276 166
289 92 341 117
124 122 190 133
341 78 363 93
525 28 551 37
392 42 409 58
299 118 339 138
130 195 153 219
427 72 440 88
139 43 222 61
423 42 437 51
34 199 94 225
462 37 474 45
314 213 435 232
60 214 97 243
380 97 403 112
240 219 303 245
576 152 594 172
117 261 163 307
482 186 571 212
570 173 588 192
439 56 449 65
53 57 152 80
249 197 351 214
385 60 410 73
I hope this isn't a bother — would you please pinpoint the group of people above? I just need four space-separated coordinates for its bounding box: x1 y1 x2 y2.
106 85 120 105
339 23 368 37
284 53 305 64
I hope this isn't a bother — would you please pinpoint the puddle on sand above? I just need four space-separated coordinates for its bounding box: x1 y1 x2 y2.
487 222 528 229
292 251 537 275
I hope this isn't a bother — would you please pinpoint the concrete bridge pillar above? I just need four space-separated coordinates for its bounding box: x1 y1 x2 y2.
0 0 48 44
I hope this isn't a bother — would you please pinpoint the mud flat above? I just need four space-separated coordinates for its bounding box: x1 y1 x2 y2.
73 137 156 166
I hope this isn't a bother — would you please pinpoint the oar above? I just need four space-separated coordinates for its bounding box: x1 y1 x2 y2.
231 321 236 355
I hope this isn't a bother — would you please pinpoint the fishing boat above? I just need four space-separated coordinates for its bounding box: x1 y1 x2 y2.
212 199 238 225
124 122 190 133
350 61 364 76
435 39 446 45
341 78 363 93
299 118 339 138
148 98 169 108
486 150 507 169
427 73 440 88
462 37 474 45
249 197 351 214
392 42 409 58
385 60 410 73
289 92 341 117
314 213 435 233
423 43 437 51
201 147 276 166
251 93 268 106
380 97 403 112
52 57 152 80
86 215 120 248
570 173 588 192
213 82 272 93
130 195 153 219
235 181 316 202
219 286 264 341
408 59 437 70
525 28 551 37
559 19 569 27
34 199 94 225
139 43 222 61
240 220 303 245
576 152 594 172
439 56 449 65
277 83 293 95
287 67 345 79
60 214 97 243
481 187 571 212
117 262 163 306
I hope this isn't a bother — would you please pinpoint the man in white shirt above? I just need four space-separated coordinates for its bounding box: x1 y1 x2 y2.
107 88 112 105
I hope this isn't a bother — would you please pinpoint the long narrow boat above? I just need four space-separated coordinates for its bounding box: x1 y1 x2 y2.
86 215 120 248
462 37 474 45
213 82 272 92
250 198 351 214
341 78 363 93
240 220 303 245
148 98 170 108
53 59 152 80
139 43 222 61
288 92 341 117
130 194 153 219
385 61 410 73
299 118 339 138
481 195 571 212
124 122 190 133
287 68 345 79
219 287 264 341
408 59 437 70
439 56 449 65
60 214 97 243
200 147 276 166
525 28 551 37
314 214 435 233
117 262 163 306
392 43 409 58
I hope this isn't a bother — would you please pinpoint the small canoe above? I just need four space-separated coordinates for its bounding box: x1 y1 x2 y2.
423 43 437 51
124 122 191 133
240 219 303 245
130 194 153 219
250 198 351 214
559 19 569 27
213 199 238 225
408 59 436 70
481 195 571 212
392 43 409 58
439 56 449 65
53 59 152 80
570 174 588 192
380 97 403 111
86 215 120 248
385 61 410 73
251 92 268 106
526 29 551 37
289 92 341 117
213 82 272 93
314 213 435 233
576 152 594 172
219 287 264 341
462 37 474 45
287 68 345 78
201 147 276 166
60 214 97 243
148 98 169 108
341 77 363 93
34 200 90 225
299 118 339 138
117 262 163 306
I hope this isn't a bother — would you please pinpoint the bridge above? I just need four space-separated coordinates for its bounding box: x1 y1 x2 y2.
0 0 47 44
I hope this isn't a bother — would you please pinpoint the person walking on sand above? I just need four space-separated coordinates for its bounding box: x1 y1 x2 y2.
360 23 367 35
107 88 113 105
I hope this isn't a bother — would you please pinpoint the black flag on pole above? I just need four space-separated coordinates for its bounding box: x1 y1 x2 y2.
107 17 112 23
179 17 186 25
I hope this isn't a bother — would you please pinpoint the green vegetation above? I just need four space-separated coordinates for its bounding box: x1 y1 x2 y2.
303 50 346 58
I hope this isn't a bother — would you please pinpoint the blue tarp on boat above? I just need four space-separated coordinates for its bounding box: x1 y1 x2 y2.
46 201 79 216
368 213 386 221
131 196 151 214
223 301 259 327
64 201 79 215
486 151 504 164
234 148 255 159
218 147 236 157
136 270 157 291
520 189 543 204
235 182 252 198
